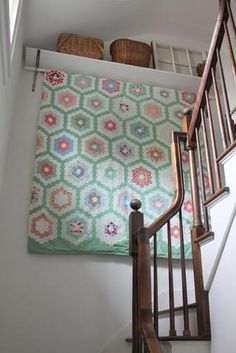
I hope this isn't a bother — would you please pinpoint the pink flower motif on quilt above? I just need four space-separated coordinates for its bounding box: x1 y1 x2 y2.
171 225 180 239
40 162 54 177
146 146 165 164
31 186 40 204
131 166 152 188
183 200 192 213
119 144 132 157
104 221 119 237
57 91 77 109
181 91 196 105
104 119 117 132
46 71 65 86
70 220 84 235
44 114 57 126
91 99 102 108
85 137 105 157
170 225 181 249
132 85 143 95
41 91 48 101
181 151 189 164
144 103 162 119
31 213 54 241
49 186 73 213
119 103 129 113
102 79 120 94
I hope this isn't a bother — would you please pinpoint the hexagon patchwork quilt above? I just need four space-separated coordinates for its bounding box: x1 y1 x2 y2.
28 70 201 258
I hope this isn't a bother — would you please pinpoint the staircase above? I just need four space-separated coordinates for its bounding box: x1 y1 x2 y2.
129 1 236 352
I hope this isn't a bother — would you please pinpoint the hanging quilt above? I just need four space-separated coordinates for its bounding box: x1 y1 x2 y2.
28 70 202 258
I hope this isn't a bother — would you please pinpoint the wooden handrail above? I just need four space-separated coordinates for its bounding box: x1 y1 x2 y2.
147 132 186 237
130 2 235 351
188 0 228 143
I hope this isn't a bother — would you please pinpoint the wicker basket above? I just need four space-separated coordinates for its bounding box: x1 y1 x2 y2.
57 33 104 60
110 39 152 67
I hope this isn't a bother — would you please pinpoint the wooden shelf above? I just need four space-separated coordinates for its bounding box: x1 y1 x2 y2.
24 47 201 92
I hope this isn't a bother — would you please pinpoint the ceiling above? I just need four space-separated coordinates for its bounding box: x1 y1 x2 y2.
23 0 218 50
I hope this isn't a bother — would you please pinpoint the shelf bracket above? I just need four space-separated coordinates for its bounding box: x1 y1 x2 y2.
32 49 41 92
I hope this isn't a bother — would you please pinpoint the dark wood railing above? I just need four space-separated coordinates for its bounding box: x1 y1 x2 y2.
129 1 236 352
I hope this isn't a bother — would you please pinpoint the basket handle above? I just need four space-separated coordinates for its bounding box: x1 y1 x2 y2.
94 41 104 58
57 34 72 51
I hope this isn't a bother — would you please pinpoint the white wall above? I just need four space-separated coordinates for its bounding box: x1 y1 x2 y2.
200 151 236 353
0 20 23 193
0 69 196 353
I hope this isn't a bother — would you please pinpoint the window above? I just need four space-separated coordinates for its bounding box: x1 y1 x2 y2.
152 42 208 77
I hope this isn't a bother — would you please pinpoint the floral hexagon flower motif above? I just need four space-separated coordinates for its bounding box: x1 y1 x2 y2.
47 184 76 215
45 70 67 87
98 115 122 139
140 100 165 123
111 97 137 119
152 87 177 104
36 130 48 154
183 199 192 214
144 143 169 168
30 181 44 210
100 78 122 96
35 156 61 185
55 89 78 111
113 189 138 217
126 118 153 143
82 134 108 160
126 82 150 101
29 210 56 244
80 185 108 216
96 160 124 189
95 213 125 245
51 132 77 160
112 139 139 165
179 91 196 105
67 110 94 136
168 103 186 122
144 190 171 218
83 92 109 116
62 212 92 246
40 86 52 106
130 165 153 189
70 74 96 92
39 107 64 133
64 157 92 186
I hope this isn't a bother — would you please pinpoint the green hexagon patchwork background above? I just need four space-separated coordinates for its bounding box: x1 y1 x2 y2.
28 70 205 258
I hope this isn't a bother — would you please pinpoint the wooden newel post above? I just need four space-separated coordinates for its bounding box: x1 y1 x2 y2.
182 108 211 337
129 199 143 353
182 108 203 229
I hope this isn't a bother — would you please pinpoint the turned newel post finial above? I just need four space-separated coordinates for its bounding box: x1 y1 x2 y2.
183 107 192 118
182 107 193 139
130 199 142 211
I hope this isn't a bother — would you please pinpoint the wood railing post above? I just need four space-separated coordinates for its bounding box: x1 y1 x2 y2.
129 199 144 353
183 108 211 337
191 227 211 337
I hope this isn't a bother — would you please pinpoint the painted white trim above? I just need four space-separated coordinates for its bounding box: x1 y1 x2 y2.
24 47 202 92
205 201 236 291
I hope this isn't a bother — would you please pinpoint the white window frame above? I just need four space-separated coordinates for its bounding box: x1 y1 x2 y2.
0 0 22 84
